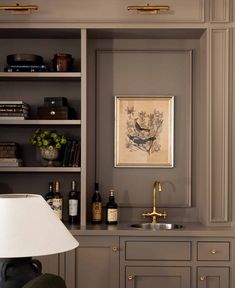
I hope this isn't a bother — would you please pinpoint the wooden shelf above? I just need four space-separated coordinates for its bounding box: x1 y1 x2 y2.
0 120 81 125
0 72 81 80
0 167 81 172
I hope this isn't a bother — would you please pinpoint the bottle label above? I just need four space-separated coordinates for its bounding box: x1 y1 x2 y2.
46 199 53 207
107 208 118 222
92 202 102 221
52 199 63 220
69 199 78 216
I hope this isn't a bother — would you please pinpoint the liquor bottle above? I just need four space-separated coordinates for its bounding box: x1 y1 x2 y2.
68 180 80 224
91 182 102 224
106 189 118 225
52 180 63 220
45 181 54 207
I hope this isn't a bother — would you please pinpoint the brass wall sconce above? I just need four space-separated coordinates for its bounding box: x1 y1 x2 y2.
127 3 170 15
0 3 38 14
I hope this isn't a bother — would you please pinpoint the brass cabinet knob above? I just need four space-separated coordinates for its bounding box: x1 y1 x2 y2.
210 249 217 254
112 246 118 252
128 275 134 280
200 276 205 281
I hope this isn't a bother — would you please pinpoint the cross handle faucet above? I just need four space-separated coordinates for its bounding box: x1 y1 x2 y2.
142 180 167 224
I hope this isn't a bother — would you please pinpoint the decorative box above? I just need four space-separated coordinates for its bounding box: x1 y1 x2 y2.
44 97 68 107
37 106 69 120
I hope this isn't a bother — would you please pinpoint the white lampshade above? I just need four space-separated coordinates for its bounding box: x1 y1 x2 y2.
0 194 79 258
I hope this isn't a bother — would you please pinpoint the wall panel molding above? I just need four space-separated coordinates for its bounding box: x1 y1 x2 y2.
210 0 230 23
208 28 230 222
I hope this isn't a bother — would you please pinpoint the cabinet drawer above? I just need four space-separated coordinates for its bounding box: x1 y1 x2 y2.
126 241 191 261
197 242 230 261
0 0 204 24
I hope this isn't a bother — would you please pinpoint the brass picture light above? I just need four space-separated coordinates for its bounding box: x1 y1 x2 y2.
0 3 38 14
127 3 170 15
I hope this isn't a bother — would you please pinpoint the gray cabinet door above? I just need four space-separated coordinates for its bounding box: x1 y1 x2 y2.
36 254 60 275
73 235 119 288
197 267 229 288
126 266 191 288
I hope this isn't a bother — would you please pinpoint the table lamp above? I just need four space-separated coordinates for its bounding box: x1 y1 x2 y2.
0 194 79 288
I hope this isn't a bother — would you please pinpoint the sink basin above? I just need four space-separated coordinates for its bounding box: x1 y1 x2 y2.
130 223 184 230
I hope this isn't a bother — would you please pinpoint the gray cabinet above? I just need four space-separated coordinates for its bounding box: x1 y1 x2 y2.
126 266 191 288
120 237 192 288
197 267 230 288
74 235 119 288
120 237 234 288
36 254 61 275
196 241 231 288
197 241 230 261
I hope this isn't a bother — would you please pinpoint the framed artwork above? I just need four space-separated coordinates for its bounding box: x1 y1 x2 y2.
115 96 174 168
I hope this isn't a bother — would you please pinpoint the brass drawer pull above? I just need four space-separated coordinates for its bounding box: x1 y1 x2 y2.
200 276 205 281
128 275 134 280
112 246 118 252
50 110 56 116
210 249 217 254
127 4 170 15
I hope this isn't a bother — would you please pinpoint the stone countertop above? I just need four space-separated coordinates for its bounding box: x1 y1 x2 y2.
67 222 235 237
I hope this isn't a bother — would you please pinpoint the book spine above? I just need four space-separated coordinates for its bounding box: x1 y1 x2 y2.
62 140 72 167
0 116 27 120
72 142 81 167
0 112 28 116
0 142 18 146
0 161 23 167
68 140 78 167
0 108 29 113
0 106 29 110
0 158 22 163
0 101 28 105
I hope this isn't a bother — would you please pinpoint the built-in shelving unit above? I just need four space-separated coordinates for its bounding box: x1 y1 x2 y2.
0 28 84 224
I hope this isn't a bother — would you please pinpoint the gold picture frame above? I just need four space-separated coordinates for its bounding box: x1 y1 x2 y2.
115 96 174 168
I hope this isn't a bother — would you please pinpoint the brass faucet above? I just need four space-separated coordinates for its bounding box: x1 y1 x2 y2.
142 180 167 224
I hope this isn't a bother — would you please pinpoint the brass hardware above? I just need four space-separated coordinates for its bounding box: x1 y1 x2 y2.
200 276 205 281
210 249 217 254
128 275 134 280
127 4 170 15
0 3 38 14
50 110 56 116
112 246 118 252
142 180 167 223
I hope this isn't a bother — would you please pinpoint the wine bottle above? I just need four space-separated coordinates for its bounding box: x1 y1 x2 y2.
69 180 80 224
106 189 118 225
45 181 54 208
91 182 102 224
52 180 63 220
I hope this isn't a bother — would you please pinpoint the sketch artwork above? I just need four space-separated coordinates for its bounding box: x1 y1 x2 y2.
125 106 163 155
115 96 174 167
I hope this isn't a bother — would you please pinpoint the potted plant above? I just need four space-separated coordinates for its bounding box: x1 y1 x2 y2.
30 128 67 166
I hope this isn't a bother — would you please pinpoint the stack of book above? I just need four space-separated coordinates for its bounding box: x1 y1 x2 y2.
0 101 30 120
5 64 48 72
0 142 23 167
62 139 80 167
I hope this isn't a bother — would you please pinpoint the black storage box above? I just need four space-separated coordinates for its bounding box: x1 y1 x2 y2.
37 106 69 120
44 97 68 107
